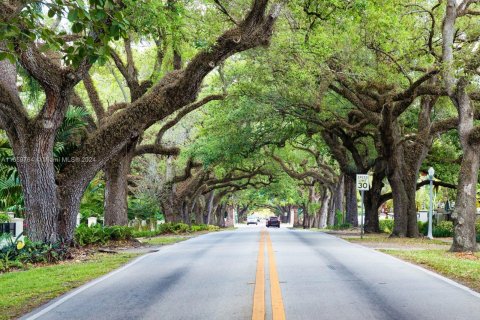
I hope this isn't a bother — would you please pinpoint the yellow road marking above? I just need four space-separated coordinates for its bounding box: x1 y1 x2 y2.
266 232 286 320
252 230 265 320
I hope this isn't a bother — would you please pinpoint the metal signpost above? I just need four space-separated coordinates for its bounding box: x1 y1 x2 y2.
427 167 435 240
356 174 370 239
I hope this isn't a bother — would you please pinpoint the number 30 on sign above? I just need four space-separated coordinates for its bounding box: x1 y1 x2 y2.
356 174 370 191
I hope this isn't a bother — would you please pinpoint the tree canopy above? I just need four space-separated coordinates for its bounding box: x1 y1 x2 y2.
1 0 480 252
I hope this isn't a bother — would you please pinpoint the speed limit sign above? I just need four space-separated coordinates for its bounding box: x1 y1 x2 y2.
356 174 369 239
356 174 370 191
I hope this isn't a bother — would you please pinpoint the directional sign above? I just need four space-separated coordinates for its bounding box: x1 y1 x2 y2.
356 174 370 191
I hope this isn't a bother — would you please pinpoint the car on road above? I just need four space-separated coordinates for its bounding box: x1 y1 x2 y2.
247 216 258 225
266 216 280 228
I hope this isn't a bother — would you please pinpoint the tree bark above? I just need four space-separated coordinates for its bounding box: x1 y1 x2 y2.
344 175 358 227
450 81 480 251
103 143 135 226
15 139 59 243
441 0 480 252
333 174 344 224
363 166 385 233
205 191 215 224
380 107 423 238
292 206 300 227
318 189 330 229
327 188 335 227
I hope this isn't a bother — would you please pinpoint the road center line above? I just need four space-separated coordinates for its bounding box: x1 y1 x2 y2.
252 230 266 320
266 232 286 320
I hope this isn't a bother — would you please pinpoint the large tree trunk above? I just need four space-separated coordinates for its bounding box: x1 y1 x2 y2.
292 207 300 227
345 175 358 227
363 160 387 233
159 156 183 223
451 147 479 251
1 56 72 243
442 1 478 251
103 144 135 226
332 175 344 224
450 82 480 252
58 185 85 242
326 188 335 227
301 205 309 229
16 142 59 243
381 108 420 238
205 192 214 224
318 190 330 229
215 203 227 227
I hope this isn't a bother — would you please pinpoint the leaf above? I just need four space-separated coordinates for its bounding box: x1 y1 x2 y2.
71 22 84 34
67 9 79 22
0 52 15 64
48 8 56 18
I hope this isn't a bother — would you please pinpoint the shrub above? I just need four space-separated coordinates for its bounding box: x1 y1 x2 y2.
106 225 133 241
326 223 352 230
158 222 190 234
0 236 69 271
16 240 69 264
0 213 10 223
131 230 158 238
207 225 220 231
74 225 132 246
432 221 454 237
379 220 394 233
418 221 428 235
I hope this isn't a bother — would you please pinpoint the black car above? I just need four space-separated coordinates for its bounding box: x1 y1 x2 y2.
266 216 280 228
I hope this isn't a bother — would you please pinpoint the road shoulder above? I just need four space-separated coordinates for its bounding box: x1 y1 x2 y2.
327 231 480 294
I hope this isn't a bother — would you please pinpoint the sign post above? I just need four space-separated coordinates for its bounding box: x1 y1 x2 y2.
356 174 370 239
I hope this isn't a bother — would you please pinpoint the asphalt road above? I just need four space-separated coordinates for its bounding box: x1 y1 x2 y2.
24 226 480 320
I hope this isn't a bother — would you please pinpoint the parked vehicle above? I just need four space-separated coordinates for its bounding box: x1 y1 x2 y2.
266 216 280 228
247 216 258 225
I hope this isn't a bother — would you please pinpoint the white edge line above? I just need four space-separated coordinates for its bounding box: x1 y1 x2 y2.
319 231 480 300
23 253 152 320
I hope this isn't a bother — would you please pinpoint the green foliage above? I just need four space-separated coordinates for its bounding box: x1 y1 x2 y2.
74 225 132 246
1 1 131 66
0 214 10 223
335 210 344 226
0 236 69 272
326 223 352 230
80 177 104 221
379 220 395 233
0 175 23 213
127 197 162 221
432 221 454 238
418 221 428 235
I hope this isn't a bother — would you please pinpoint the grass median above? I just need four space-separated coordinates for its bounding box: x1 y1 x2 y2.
0 253 138 320
336 233 480 293
381 249 480 292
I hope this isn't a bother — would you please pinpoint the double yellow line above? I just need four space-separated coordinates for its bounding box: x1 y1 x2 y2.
252 229 286 320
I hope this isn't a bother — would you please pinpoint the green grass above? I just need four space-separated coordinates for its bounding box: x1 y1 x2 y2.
381 249 480 292
141 236 188 245
0 253 138 320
